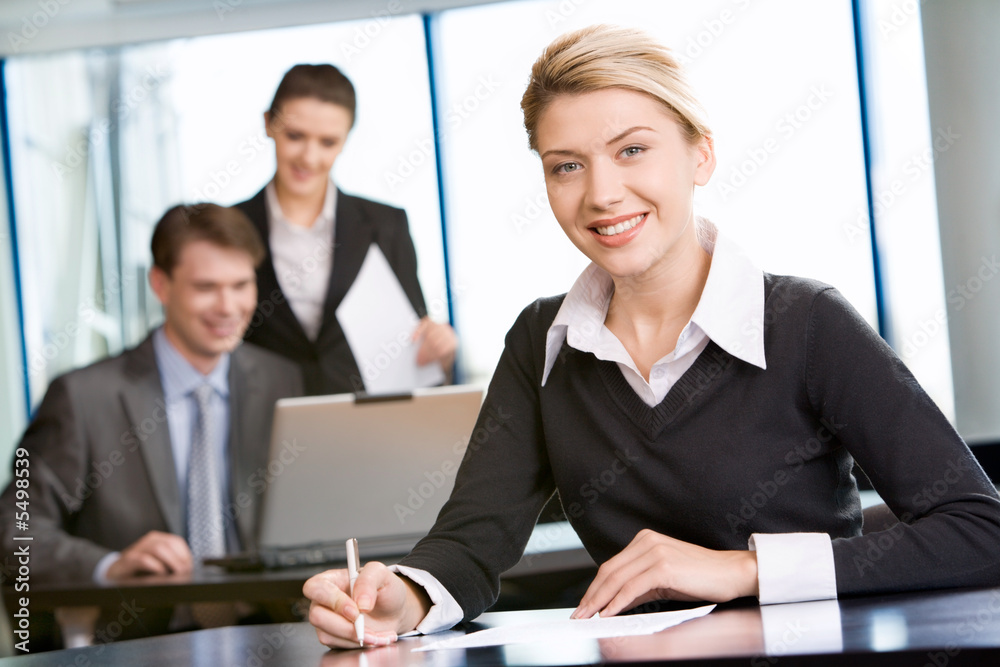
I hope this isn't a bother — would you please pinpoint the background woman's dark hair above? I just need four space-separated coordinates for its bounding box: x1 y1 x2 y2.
151 203 266 276
268 64 357 127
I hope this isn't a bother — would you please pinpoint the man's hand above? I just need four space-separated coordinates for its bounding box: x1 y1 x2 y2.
572 529 758 619
304 562 431 649
105 530 193 580
413 317 458 373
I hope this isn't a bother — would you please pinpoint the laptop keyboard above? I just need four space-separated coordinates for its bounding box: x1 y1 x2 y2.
258 542 349 569
207 534 426 571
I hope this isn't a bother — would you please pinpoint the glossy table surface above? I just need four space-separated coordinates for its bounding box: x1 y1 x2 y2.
2 522 596 611
7 586 1000 666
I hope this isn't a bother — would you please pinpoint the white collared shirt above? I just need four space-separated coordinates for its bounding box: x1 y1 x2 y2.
265 180 337 340
542 221 766 406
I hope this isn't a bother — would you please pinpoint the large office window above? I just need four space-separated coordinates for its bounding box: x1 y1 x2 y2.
5 50 121 408
0 160 25 489
859 0 953 418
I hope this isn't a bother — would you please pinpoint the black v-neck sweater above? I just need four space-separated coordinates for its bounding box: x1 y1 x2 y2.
400 274 1000 620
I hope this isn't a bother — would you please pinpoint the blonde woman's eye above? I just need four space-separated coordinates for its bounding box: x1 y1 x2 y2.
622 146 644 157
555 162 580 174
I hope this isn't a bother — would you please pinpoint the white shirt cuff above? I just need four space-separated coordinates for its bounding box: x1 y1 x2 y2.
749 533 837 605
93 551 120 584
388 564 464 635
759 599 844 655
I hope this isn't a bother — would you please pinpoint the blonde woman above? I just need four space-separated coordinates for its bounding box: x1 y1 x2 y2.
304 26 1000 648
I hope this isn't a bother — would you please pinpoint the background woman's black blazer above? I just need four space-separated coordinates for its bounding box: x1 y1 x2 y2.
237 187 428 396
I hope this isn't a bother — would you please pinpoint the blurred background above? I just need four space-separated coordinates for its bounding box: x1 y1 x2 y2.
0 0 997 486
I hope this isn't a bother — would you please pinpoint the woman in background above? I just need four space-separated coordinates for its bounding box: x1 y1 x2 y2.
303 26 1000 648
238 64 457 396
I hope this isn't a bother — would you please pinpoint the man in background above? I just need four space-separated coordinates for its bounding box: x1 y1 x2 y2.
0 203 302 649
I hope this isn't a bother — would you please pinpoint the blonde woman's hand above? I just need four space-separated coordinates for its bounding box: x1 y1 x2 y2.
572 529 758 619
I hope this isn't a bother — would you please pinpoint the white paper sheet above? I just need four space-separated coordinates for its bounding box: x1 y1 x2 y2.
414 605 716 651
335 244 445 394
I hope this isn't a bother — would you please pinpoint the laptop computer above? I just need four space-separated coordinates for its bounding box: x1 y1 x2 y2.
211 384 484 570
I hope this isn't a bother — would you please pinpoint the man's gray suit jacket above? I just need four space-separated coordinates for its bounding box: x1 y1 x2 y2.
0 335 303 586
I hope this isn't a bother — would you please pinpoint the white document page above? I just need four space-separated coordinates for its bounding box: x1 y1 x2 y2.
335 244 445 394
414 605 716 651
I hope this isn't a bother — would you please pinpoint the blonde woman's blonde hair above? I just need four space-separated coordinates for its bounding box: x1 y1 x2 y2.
521 25 711 151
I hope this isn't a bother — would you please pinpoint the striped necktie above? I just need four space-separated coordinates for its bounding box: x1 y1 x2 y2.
187 383 236 627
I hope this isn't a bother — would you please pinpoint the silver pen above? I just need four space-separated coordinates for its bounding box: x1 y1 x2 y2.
346 538 365 646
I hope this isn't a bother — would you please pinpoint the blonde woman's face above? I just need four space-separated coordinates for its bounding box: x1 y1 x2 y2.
536 88 715 281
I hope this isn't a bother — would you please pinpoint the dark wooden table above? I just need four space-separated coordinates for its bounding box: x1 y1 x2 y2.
6 585 1000 665
2 521 596 612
